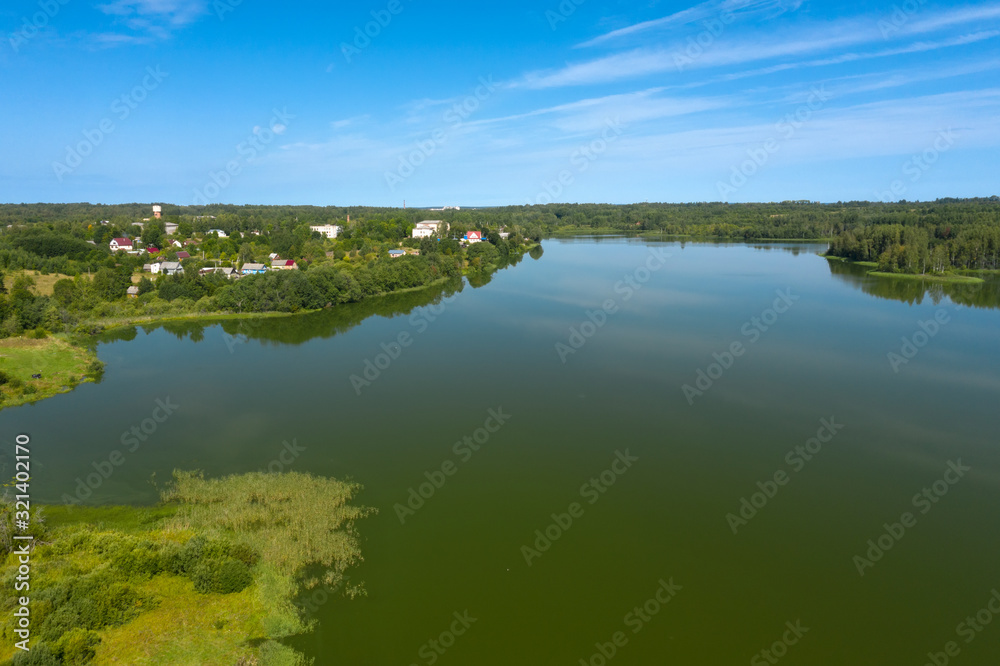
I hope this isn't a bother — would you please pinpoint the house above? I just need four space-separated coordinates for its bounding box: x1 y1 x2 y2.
310 224 342 239
219 267 239 279
171 240 183 248
142 263 153 273
241 263 268 275
164 222 179 235
388 249 405 259
464 231 483 244
176 251 191 260
207 229 228 238
127 286 140 298
184 239 198 247
145 247 159 254
269 253 281 261
271 259 298 270
412 220 447 239
109 238 133 252
160 262 184 276
499 231 510 240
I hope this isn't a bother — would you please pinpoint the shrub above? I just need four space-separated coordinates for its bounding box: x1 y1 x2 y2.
11 643 59 665
29 328 48 339
56 627 100 665
0 370 23 388
230 543 260 567
192 557 253 594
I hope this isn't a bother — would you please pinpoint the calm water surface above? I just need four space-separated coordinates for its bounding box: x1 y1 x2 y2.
5 238 1000 665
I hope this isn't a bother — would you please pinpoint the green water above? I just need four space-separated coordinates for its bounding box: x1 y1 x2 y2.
5 238 1000 664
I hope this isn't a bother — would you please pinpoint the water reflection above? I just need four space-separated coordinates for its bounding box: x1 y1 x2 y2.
825 257 1000 309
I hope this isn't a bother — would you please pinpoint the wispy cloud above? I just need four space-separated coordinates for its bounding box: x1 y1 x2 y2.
578 0 803 48
331 115 371 129
94 0 208 42
515 4 1000 90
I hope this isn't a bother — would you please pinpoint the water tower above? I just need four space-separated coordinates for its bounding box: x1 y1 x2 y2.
153 205 162 219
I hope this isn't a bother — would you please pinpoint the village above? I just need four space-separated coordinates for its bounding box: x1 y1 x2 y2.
102 208 506 298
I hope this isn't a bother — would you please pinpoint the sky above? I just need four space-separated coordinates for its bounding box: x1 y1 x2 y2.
1 0 999 207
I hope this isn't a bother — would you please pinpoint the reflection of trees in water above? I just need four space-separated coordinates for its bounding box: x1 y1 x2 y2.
826 258 1000 310
94 253 533 347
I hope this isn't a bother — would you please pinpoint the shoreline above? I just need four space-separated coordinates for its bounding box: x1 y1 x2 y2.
823 255 986 284
0 246 538 411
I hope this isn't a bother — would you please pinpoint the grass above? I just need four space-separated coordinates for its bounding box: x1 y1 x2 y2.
867 271 984 284
0 336 101 410
0 471 373 665
3 271 89 296
93 574 265 666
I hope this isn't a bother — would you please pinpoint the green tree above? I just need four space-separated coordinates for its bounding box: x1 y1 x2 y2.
141 220 165 249
92 267 131 301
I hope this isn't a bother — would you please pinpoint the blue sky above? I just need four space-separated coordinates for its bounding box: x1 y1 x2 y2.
2 0 998 206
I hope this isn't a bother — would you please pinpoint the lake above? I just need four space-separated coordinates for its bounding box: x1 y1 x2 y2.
6 238 1000 664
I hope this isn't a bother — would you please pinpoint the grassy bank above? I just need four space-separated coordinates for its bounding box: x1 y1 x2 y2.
867 271 984 284
0 471 374 666
825 255 985 283
0 336 102 410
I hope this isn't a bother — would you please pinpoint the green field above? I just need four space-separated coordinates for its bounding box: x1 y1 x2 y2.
0 336 101 410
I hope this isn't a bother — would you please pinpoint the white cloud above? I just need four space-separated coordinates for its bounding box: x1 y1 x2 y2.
578 0 803 48
94 0 207 42
331 115 371 129
514 6 1000 90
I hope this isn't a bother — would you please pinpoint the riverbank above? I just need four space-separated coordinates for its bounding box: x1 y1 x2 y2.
823 256 984 283
0 336 102 410
544 227 834 242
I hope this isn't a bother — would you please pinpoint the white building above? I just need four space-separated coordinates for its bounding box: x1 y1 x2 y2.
310 224 343 239
207 228 228 238
412 220 446 239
